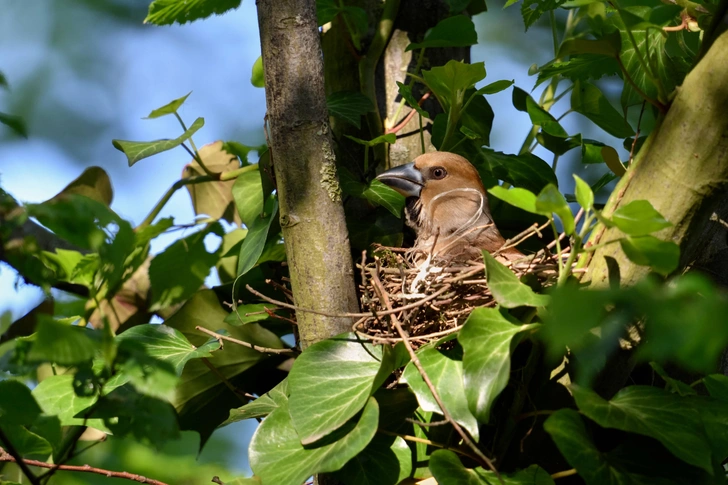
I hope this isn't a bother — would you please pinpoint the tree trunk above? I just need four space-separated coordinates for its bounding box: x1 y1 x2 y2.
257 0 360 350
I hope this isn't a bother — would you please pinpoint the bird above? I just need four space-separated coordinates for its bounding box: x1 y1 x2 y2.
376 152 524 262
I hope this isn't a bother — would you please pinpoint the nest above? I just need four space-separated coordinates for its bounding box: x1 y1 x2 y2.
351 222 570 347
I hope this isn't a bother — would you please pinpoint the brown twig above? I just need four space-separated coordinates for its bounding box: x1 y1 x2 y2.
0 447 168 485
377 429 480 462
369 270 503 483
196 326 298 355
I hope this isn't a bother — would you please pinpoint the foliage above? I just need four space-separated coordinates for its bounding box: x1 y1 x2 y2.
1 0 725 484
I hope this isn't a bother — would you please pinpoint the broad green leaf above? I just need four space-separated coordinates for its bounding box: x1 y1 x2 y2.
226 478 262 485
460 92 494 146
145 92 191 118
536 184 575 235
536 55 620 87
27 317 98 366
422 61 486 110
289 333 391 444
183 141 242 225
0 381 42 425
374 386 419 430
483 251 551 307
112 117 204 167
327 91 374 129
145 0 241 25
512 87 567 137
116 324 216 375
29 415 62 457
335 434 412 485
396 82 430 119
0 111 27 138
401 344 480 441
581 140 607 164
602 145 627 176
488 186 538 213
460 307 538 422
571 82 634 138
537 132 581 156
237 196 278 276
32 375 110 431
165 290 285 448
51 166 113 206
430 450 555 484
557 32 622 57
611 200 672 236
149 222 225 310
572 385 713 473
475 79 514 95
249 397 379 485
520 0 567 30
223 379 288 425
362 180 405 217
344 133 396 147
479 149 557 193
224 302 278 326
573 174 594 211
620 236 679 275
407 15 477 51
1 424 52 457
217 228 247 283
251 56 265 88
649 362 696 396
232 169 264 228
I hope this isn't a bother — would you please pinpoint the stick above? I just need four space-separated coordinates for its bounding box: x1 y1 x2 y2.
195 326 298 355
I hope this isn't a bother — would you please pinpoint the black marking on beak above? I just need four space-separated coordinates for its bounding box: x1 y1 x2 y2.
375 162 424 198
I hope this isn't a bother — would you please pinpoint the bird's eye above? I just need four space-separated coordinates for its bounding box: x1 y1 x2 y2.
431 167 447 179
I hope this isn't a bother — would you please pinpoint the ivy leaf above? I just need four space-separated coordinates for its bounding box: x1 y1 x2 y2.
249 397 379 485
536 55 620 87
144 92 191 119
33 375 110 431
572 385 713 473
251 56 265 88
475 79 514 95
1 425 52 457
27 316 98 366
344 133 396 147
430 449 555 484
112 117 204 167
363 180 405 217
223 379 288 425
237 195 279 276
520 0 567 30
289 333 392 444
145 0 241 25
407 15 478 51
460 307 539 422
571 82 634 138
573 174 594 211
512 87 567 137
232 169 265 228
327 91 374 129
536 184 575 235
489 185 538 214
620 236 680 275
334 434 412 485
401 344 480 441
396 82 430 119
479 149 557 193
483 251 551 308
581 139 608 164
423 61 486 112
610 200 672 236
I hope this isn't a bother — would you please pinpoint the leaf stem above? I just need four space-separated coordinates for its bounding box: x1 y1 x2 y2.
175 113 213 175
137 175 217 230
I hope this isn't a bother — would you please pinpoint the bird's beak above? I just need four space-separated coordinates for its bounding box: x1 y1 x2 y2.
375 162 424 198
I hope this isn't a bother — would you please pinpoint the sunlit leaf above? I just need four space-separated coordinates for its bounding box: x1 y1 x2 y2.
113 117 204 167
362 180 405 217
571 82 634 138
475 79 514 95
237 195 278 276
573 174 594 211
251 56 265 88
479 149 557 193
145 92 191 119
27 316 98 366
232 169 264 228
536 184 575 235
145 0 241 25
610 200 672 236
488 186 538 213
483 252 551 307
620 236 679 275
512 87 567 137
223 379 288 425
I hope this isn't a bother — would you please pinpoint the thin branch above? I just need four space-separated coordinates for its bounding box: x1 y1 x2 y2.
551 469 578 479
369 271 503 483
195 326 298 355
0 433 41 485
0 447 168 485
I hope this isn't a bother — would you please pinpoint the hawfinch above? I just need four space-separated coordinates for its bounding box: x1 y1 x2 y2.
376 152 523 261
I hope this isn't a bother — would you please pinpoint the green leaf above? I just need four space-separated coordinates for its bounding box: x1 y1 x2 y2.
573 174 594 211
145 92 191 119
223 379 288 425
423 61 486 111
611 200 672 236
224 302 277 326
344 133 396 147
112 117 204 167
536 55 620 87
232 169 264 228
489 186 538 213
520 0 567 30
401 344 480 441
0 381 42 425
289 333 391 444
335 434 412 485
33 375 110 430
601 145 627 176
704 374 728 402
327 91 375 129
145 0 241 25
536 184 575 235
479 149 557 193
572 385 713 473
251 56 265 88
0 111 28 138
430 450 555 484
483 251 551 307
512 87 567 137
149 222 225 310
237 196 279 276
557 32 622 58
52 166 113 206
475 79 514 95
28 316 98 366
537 132 581 156
396 82 430 119
581 140 607 164
1 424 52 457
249 397 379 485
571 82 634 138
362 180 405 217
407 15 478 51
460 308 538 422
620 236 680 275
116 324 216 375
165 290 285 448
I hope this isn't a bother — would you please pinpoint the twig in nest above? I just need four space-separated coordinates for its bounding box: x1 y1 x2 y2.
369 271 503 482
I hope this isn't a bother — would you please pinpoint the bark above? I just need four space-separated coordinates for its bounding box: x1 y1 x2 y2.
257 0 360 350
